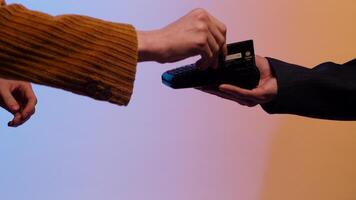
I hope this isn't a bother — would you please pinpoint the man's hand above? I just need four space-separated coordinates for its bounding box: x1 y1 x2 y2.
199 55 278 107
137 8 227 69
0 79 37 127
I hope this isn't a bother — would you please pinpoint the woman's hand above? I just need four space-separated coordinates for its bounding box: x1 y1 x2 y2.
137 8 227 70
198 55 278 107
0 78 37 127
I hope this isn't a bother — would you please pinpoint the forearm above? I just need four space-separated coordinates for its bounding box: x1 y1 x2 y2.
0 4 138 106
262 58 356 120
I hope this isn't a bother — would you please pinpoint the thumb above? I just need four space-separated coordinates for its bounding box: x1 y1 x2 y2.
0 90 20 113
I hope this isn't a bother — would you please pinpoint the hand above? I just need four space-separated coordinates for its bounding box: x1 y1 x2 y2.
198 55 278 107
137 8 227 69
0 79 37 127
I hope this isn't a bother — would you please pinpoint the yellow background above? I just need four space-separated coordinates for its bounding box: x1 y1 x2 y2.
249 0 356 199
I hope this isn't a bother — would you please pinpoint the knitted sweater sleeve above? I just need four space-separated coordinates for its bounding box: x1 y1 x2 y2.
0 3 138 106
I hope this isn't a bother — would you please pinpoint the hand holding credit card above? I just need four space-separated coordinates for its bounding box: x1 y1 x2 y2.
161 40 260 89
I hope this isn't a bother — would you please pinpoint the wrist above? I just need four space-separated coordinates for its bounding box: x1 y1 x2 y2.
137 30 163 62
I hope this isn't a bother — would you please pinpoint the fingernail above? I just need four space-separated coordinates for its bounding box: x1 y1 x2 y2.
11 105 19 111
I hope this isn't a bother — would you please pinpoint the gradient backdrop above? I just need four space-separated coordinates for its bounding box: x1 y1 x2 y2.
0 0 355 200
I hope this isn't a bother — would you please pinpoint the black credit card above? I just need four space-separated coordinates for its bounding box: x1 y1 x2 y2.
161 40 260 89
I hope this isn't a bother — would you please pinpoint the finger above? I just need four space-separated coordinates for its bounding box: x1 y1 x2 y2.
220 84 257 98
196 86 235 101
198 87 257 107
196 41 213 70
17 108 35 127
209 15 227 36
222 43 228 57
219 84 266 104
0 90 20 113
196 86 225 97
209 15 228 56
207 21 225 48
8 112 21 127
20 85 37 120
220 89 259 106
196 87 248 105
206 24 224 69
233 98 256 107
206 32 220 69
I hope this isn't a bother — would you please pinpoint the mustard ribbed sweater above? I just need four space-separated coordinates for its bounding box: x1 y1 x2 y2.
0 1 138 106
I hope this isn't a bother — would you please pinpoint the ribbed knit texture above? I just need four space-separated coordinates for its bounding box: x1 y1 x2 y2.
0 3 138 106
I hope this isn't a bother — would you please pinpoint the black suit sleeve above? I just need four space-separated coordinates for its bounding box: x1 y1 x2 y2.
261 57 356 120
